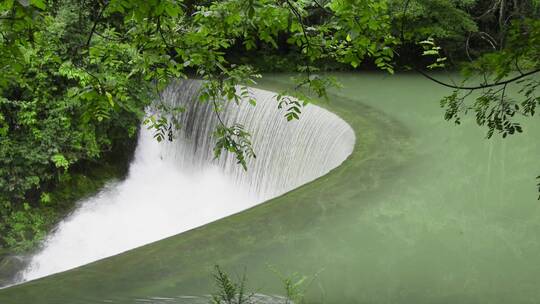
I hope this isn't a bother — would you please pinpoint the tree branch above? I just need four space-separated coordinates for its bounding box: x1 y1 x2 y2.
285 0 313 84
85 2 109 48
399 0 540 91
415 68 540 90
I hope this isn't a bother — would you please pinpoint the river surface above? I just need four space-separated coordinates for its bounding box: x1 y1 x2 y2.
256 73 540 303
1 72 539 304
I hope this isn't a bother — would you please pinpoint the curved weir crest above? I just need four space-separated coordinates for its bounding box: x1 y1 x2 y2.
18 80 355 283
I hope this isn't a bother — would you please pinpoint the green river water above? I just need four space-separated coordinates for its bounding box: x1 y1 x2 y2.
1 72 539 303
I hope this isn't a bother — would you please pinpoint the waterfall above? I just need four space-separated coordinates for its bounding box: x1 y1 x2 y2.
17 80 355 283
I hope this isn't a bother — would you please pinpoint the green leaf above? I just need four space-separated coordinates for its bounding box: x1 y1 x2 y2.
165 4 180 18
51 154 69 171
30 0 46 9
1 0 14 10
422 50 439 56
105 92 114 106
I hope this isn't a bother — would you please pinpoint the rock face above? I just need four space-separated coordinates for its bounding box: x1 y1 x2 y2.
0 255 26 287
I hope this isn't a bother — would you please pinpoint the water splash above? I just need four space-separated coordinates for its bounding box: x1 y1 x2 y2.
18 80 355 283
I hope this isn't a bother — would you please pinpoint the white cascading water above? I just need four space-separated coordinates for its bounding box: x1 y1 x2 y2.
18 80 355 283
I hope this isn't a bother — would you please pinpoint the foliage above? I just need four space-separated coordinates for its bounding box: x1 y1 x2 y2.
397 0 539 193
437 17 540 139
268 265 322 304
0 0 395 202
0 0 148 251
211 265 254 304
278 94 304 121
0 203 49 252
210 265 320 304
144 102 185 142
214 124 256 171
394 1 539 141
390 0 478 60
419 37 448 69
278 272 309 304
1 0 539 252
0 155 132 252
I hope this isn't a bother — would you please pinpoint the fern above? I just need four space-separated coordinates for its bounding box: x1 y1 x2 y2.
211 265 254 304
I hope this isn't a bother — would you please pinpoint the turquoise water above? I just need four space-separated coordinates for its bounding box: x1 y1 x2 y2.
258 72 540 303
1 72 539 304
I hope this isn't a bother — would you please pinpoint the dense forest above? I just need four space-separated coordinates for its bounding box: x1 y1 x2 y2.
0 0 538 261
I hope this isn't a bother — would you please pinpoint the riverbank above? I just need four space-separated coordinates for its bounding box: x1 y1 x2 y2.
0 137 137 287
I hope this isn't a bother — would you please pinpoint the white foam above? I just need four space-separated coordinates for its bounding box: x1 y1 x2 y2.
20 81 355 282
